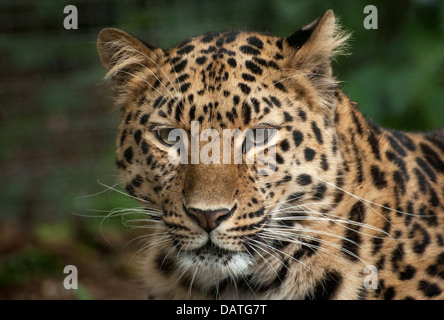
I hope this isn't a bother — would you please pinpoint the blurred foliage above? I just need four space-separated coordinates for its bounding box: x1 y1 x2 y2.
0 0 442 226
0 246 62 287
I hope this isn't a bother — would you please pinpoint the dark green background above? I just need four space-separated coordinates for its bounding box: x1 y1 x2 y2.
1 0 443 232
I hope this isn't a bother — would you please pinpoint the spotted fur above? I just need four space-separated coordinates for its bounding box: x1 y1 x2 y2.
97 10 444 299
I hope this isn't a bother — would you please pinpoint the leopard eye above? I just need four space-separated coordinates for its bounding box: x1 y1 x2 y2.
242 128 276 153
155 128 180 146
251 128 276 146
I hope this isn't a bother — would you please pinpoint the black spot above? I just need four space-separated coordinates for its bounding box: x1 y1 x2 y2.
425 133 444 153
414 168 428 194
240 45 260 55
399 265 416 280
201 32 218 43
390 243 404 272
273 81 287 92
391 130 416 151
238 83 251 95
311 121 323 144
245 60 263 75
152 79 161 90
233 95 240 106
172 59 187 73
367 130 381 160
200 45 217 54
141 141 149 154
241 102 251 125
262 97 272 107
418 280 442 298
153 96 168 109
251 98 260 113
276 154 284 164
253 57 279 70
223 30 239 43
426 253 444 279
269 96 281 108
409 222 430 254
131 174 143 188
304 147 316 161
370 165 387 189
133 130 142 145
242 73 256 82
158 110 167 118
247 36 264 49
351 111 363 135
341 201 364 261
153 186 162 194
215 37 224 47
292 130 304 147
313 183 327 200
174 101 183 121
387 135 407 157
384 287 396 300
429 189 440 208
137 95 146 107
297 108 307 121
283 112 293 122
227 58 237 67
296 174 312 186
385 150 409 180
420 143 444 173
372 236 384 255
332 136 338 154
177 45 195 55
139 114 149 125
189 105 196 121
393 170 405 195
195 56 207 65
416 157 436 182
179 83 191 93
320 154 329 171
124 147 133 164
125 184 135 197
280 139 290 152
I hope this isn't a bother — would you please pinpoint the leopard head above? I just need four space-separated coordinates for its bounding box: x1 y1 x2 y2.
97 10 349 290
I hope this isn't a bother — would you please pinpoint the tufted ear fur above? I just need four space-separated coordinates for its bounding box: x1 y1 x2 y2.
97 28 163 104
284 10 349 106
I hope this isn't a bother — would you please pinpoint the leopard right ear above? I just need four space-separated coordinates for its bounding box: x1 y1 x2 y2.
284 10 349 78
97 28 163 98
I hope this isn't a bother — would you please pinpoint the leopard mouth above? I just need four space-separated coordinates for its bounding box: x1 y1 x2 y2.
191 240 237 257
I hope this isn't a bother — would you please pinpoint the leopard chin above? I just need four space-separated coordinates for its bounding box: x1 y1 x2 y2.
175 242 253 288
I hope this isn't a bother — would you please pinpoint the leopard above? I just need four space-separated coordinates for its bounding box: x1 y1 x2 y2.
96 10 444 299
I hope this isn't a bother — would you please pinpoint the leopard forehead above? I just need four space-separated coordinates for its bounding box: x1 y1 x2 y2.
136 30 323 131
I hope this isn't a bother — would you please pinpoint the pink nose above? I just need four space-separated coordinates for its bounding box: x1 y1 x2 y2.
185 206 235 232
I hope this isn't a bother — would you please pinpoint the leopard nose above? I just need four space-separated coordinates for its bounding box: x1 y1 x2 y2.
185 205 236 232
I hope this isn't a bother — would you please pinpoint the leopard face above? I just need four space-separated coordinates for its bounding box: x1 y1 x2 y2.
98 10 444 299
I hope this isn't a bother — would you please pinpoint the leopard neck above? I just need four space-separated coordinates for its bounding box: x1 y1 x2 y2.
333 88 390 205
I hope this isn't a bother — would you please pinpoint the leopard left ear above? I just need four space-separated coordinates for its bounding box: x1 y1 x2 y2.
284 10 349 78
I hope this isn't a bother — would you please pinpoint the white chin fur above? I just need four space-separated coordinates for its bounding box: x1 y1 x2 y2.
176 251 253 289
